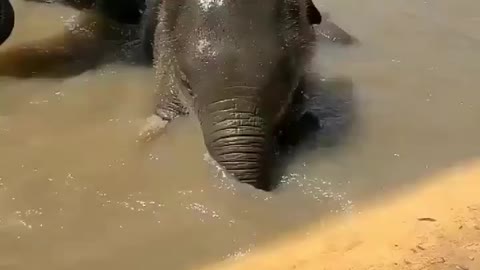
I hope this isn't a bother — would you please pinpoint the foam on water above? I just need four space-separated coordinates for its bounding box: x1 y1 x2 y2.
203 151 355 212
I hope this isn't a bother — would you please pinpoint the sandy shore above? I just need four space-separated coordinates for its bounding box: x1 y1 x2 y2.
203 159 480 270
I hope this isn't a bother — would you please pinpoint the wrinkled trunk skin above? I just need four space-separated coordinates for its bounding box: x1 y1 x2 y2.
198 94 277 191
0 0 15 46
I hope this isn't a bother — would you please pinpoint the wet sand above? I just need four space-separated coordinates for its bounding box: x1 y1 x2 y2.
203 159 480 270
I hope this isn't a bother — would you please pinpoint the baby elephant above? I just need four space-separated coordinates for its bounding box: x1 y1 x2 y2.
0 0 353 191
141 0 328 191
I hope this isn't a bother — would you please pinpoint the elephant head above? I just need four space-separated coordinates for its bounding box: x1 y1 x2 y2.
170 0 317 190
0 0 14 46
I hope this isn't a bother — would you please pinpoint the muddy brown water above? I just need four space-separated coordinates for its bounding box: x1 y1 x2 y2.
0 0 479 269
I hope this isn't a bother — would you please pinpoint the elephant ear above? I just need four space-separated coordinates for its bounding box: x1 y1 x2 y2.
306 0 322 25
0 0 15 46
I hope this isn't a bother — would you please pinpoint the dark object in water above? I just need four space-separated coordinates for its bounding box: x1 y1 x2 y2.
417 217 437 222
0 0 15 46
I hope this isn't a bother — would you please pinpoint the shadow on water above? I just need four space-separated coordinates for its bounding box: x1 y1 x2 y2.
272 74 356 190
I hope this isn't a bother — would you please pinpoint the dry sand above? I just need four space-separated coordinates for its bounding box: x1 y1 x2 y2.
203 159 480 270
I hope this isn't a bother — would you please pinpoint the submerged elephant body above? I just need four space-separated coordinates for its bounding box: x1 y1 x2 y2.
146 0 320 190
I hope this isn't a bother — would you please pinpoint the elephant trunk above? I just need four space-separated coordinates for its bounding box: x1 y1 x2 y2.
199 93 276 191
0 0 15 46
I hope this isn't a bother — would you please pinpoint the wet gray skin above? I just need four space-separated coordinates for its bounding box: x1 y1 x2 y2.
0 0 15 45
0 0 354 190
149 0 320 191
0 0 354 77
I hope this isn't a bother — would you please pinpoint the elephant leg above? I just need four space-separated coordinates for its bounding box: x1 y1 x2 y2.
0 11 123 78
0 0 15 46
138 0 161 65
23 0 96 10
137 73 189 142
